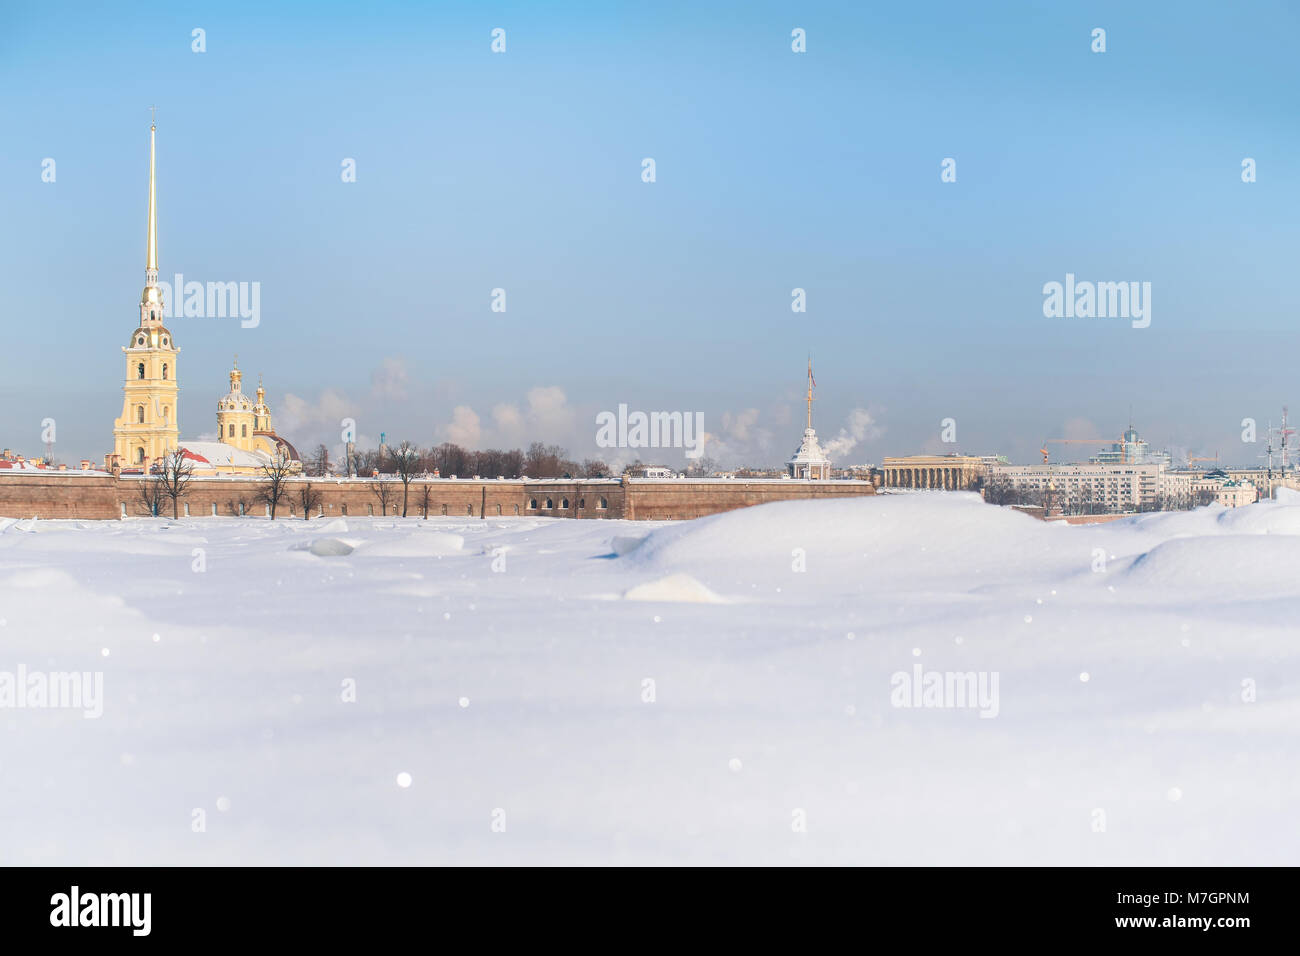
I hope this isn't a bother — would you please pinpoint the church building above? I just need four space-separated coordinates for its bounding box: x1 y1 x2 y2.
787 359 832 479
107 118 299 477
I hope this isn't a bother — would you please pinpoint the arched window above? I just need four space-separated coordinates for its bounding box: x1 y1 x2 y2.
545 498 553 509
162 406 169 423
150 310 156 320
578 498 585 509
228 424 235 438
135 447 144 464
561 498 569 509
162 363 168 380
598 497 608 510
529 498 537 510
136 405 145 424
137 363 145 379
241 425 247 438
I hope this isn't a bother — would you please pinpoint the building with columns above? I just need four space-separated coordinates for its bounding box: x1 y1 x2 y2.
881 455 985 490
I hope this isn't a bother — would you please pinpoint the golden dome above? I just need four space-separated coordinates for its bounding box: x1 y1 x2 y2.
141 285 163 305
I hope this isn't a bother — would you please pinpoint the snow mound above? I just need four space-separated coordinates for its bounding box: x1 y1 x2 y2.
610 534 648 556
623 573 727 604
626 493 1058 590
1 567 81 590
362 533 464 557
1122 535 1300 596
315 518 349 533
308 537 355 556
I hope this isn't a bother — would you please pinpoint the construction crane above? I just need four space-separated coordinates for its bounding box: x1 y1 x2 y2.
1188 454 1220 470
1039 437 1128 466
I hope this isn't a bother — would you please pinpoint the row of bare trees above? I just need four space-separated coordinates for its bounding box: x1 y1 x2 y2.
139 449 321 520
301 440 611 481
135 438 621 521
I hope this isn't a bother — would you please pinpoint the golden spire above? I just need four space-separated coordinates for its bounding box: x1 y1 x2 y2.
146 109 158 277
139 110 163 313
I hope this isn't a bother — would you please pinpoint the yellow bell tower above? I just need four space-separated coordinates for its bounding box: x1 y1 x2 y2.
112 115 180 471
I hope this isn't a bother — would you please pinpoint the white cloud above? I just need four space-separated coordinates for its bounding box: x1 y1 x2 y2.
824 408 884 459
442 405 482 447
278 388 356 436
525 386 574 435
492 402 525 435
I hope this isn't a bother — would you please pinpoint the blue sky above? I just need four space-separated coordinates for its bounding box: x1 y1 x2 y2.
2 0 1298 466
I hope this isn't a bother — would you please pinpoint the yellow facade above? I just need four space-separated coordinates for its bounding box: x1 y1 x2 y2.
111 121 179 471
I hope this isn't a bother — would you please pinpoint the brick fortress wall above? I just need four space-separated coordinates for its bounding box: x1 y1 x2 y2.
0 475 874 521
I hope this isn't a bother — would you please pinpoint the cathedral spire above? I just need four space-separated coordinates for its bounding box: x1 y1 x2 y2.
146 109 157 280
140 112 164 320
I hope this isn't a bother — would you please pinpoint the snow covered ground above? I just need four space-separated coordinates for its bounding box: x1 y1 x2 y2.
1 491 1297 865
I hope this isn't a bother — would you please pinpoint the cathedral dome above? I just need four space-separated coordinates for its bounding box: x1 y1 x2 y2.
127 326 175 348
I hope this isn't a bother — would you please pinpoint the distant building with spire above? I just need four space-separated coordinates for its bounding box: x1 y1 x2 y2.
786 358 831 479
106 116 299 476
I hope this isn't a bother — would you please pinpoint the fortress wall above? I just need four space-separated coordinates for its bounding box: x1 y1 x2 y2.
0 474 122 519
2 475 873 521
622 479 875 520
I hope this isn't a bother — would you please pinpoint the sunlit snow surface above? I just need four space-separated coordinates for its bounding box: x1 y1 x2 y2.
1 491 1297 865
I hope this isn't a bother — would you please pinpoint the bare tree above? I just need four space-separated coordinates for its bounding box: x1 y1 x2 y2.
306 444 331 477
370 479 396 516
419 484 432 519
430 442 469 478
580 458 612 478
297 481 322 520
682 456 717 478
389 440 419 516
157 448 194 519
352 448 382 477
256 451 295 519
137 474 166 516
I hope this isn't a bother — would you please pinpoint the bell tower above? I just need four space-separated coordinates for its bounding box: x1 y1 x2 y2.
111 114 180 471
